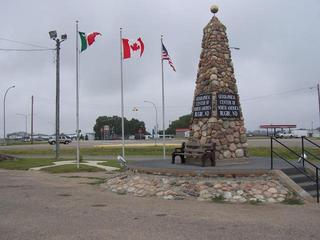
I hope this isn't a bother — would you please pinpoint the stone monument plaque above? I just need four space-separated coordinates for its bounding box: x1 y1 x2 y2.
193 94 212 118
217 92 240 119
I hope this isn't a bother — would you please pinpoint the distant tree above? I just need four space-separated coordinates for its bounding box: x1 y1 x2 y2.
93 115 146 140
166 114 192 135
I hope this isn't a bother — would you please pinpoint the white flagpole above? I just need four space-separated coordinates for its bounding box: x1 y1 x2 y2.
76 20 80 168
120 28 125 157
161 35 166 160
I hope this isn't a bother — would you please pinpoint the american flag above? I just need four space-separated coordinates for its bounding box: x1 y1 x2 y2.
162 43 176 72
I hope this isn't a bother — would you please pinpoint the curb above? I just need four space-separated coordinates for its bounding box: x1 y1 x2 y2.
128 166 270 178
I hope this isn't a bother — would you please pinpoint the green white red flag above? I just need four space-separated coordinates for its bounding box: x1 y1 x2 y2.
79 32 101 52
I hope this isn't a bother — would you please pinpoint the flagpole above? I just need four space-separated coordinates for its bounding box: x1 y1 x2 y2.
120 28 125 157
75 20 80 168
161 35 166 160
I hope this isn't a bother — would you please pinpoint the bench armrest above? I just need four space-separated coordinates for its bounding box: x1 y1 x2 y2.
174 147 184 152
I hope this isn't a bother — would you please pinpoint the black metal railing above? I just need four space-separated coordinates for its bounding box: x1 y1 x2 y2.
301 137 320 167
271 137 319 203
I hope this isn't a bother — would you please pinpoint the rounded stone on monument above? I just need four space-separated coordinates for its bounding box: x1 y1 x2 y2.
210 5 219 14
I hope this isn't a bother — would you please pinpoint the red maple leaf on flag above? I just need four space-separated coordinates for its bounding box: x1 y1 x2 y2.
130 42 140 51
122 37 144 59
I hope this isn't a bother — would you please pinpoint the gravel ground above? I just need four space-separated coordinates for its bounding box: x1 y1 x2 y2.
1 169 320 240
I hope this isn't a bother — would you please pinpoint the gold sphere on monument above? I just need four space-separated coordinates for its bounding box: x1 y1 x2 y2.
210 5 219 14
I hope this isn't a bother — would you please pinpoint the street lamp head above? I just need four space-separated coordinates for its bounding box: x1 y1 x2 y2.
49 30 57 40
61 34 67 40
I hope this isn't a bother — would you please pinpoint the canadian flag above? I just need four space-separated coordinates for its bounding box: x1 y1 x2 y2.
122 38 144 59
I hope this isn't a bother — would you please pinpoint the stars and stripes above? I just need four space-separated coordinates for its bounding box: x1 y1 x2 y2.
162 43 176 72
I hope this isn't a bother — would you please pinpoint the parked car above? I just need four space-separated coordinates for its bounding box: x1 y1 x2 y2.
48 136 72 145
276 132 294 138
22 136 31 142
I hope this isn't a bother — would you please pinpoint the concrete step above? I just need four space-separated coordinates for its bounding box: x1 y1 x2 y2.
282 167 306 176
282 168 319 199
298 182 318 192
308 190 319 198
290 174 314 183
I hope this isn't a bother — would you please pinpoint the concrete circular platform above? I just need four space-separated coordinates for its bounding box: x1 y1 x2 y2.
127 157 294 174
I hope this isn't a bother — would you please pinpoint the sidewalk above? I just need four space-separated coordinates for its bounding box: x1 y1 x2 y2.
29 160 119 171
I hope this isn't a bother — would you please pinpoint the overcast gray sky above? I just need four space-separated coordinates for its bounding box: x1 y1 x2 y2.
1 0 320 135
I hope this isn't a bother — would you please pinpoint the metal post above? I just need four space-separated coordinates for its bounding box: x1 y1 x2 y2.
3 85 15 145
31 95 34 144
301 136 305 167
120 28 125 157
270 137 273 170
55 39 61 160
161 35 166 160
76 21 80 168
316 168 319 203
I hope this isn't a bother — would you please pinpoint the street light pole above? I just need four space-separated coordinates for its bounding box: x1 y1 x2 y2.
3 85 15 145
49 30 67 160
144 100 159 145
55 38 61 160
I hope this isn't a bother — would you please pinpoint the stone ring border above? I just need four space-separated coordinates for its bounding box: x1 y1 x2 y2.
127 167 315 203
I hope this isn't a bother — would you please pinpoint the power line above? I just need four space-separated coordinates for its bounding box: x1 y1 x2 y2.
0 36 50 49
241 86 315 102
0 48 54 52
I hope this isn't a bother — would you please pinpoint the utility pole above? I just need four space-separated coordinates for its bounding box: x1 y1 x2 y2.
49 30 67 160
31 95 34 144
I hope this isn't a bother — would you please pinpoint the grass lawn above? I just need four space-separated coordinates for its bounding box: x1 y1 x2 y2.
0 145 178 156
1 145 319 161
2 140 47 146
0 158 54 170
249 147 320 161
41 164 104 174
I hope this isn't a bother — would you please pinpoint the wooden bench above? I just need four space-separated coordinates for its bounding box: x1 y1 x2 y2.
172 142 216 167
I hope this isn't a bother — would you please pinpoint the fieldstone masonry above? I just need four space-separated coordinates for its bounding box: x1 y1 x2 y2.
189 7 248 162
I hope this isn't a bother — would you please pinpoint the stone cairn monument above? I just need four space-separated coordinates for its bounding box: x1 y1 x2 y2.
189 5 248 162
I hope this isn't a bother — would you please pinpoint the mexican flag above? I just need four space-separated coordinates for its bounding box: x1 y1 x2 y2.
79 32 101 52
